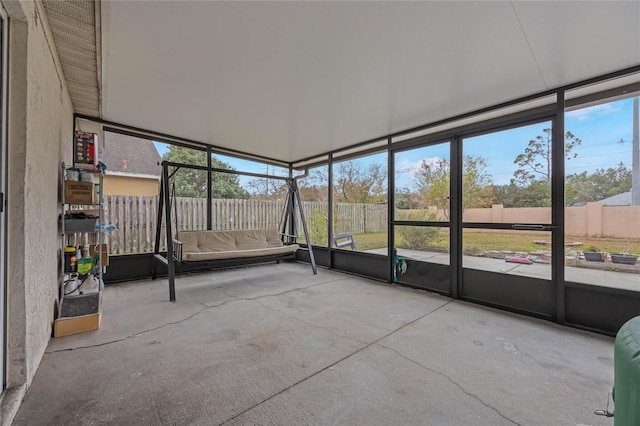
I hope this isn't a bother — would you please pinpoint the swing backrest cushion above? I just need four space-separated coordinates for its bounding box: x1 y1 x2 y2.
177 229 298 261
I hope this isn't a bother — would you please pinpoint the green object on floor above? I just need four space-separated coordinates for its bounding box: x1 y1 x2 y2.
614 316 640 426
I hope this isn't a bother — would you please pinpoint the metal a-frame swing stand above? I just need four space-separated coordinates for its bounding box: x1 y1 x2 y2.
152 161 317 302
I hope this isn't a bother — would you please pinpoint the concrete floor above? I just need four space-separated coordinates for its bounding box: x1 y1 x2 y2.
15 262 615 425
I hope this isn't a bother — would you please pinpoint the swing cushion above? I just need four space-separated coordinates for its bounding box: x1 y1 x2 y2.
177 229 299 262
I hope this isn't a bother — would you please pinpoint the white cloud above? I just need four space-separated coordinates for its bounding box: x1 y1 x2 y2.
395 156 445 189
396 157 441 176
395 159 414 174
417 157 442 170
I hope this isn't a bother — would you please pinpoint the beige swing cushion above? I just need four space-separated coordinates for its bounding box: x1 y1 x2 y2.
176 229 299 262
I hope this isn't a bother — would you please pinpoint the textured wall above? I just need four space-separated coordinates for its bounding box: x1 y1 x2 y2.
5 14 28 402
5 0 74 392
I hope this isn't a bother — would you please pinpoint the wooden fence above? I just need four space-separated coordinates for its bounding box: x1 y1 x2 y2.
333 203 387 234
102 195 389 255
104 195 159 255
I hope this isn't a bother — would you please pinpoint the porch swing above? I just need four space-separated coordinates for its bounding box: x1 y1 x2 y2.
152 160 317 301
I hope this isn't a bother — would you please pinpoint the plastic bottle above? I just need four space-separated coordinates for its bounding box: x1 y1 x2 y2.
82 273 98 292
77 245 92 275
64 246 77 273
65 275 79 294
92 252 100 274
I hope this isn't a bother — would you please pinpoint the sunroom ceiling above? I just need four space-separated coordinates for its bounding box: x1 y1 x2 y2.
97 1 640 163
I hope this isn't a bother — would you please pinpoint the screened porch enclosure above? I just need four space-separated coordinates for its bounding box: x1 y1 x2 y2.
6 2 640 424
84 67 640 337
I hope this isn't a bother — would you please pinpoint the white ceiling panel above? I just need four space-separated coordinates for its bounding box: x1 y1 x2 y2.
100 1 639 163
513 1 640 88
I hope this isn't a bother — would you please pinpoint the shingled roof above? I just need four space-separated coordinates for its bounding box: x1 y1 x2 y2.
101 132 161 177
599 191 632 206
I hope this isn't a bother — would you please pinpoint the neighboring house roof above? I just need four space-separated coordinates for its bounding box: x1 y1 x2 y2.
101 132 161 177
599 191 631 206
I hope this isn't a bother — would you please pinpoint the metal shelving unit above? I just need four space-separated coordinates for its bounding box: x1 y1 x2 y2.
58 162 105 319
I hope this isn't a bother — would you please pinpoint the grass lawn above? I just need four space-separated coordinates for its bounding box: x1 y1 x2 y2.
350 231 639 255
353 232 389 251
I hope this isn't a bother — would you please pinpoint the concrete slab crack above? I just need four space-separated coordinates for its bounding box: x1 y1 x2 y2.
45 302 216 354
247 277 352 297
220 277 351 302
376 343 521 426
46 277 350 354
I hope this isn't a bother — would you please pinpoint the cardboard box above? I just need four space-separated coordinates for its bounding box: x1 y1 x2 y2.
89 243 109 267
64 180 94 204
54 292 102 338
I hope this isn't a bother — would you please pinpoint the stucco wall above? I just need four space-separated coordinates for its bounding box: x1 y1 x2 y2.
463 205 551 224
5 0 74 394
5 6 28 396
453 204 640 238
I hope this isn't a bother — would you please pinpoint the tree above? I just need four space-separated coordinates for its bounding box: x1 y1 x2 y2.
512 128 581 186
463 155 495 208
413 155 494 218
247 178 288 200
333 161 386 203
395 187 417 209
297 168 329 202
414 158 450 213
162 146 249 199
565 163 631 205
493 181 551 208
246 165 289 200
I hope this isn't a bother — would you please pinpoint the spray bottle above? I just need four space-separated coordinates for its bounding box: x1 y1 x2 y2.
77 244 92 275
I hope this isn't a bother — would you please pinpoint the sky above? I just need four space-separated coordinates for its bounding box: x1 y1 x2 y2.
396 97 635 189
155 97 636 191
